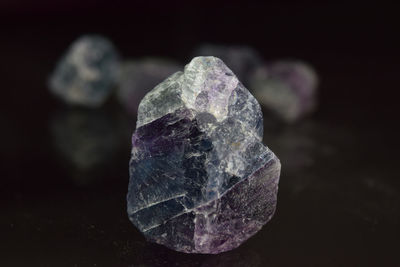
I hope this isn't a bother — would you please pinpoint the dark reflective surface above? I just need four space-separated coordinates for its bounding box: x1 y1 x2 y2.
3 112 398 266
1 2 399 266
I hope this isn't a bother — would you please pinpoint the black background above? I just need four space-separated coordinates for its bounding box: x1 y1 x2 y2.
1 1 399 266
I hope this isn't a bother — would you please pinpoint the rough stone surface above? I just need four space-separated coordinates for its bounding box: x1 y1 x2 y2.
49 35 120 107
117 58 182 115
250 61 318 122
127 57 281 254
193 44 262 84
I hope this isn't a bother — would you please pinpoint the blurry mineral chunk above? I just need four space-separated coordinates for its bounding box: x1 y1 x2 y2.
49 35 120 107
193 44 262 83
116 58 182 115
250 61 318 122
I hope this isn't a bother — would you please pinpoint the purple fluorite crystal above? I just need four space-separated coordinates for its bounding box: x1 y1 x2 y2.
127 57 281 254
249 61 318 122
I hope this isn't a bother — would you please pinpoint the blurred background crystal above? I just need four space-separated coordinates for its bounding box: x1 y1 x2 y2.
49 35 120 107
116 58 182 115
249 61 319 123
192 44 262 84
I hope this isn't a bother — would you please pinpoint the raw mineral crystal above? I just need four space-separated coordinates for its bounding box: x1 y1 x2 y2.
127 56 281 254
49 35 120 107
249 61 318 122
117 59 182 115
193 44 262 84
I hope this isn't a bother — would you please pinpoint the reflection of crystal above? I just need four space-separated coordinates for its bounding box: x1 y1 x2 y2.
116 59 182 115
266 127 316 173
127 57 281 254
49 35 120 107
264 122 321 195
250 61 318 122
50 108 121 184
201 248 261 267
193 44 262 84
